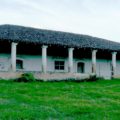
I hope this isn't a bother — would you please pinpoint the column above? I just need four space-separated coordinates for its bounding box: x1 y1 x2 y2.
111 52 117 78
92 50 97 74
11 42 18 72
68 48 74 73
42 45 48 73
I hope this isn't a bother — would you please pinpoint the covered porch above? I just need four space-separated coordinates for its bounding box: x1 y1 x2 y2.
0 41 119 79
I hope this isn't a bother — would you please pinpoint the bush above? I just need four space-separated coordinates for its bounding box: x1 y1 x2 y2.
15 73 35 82
88 75 97 81
87 74 101 82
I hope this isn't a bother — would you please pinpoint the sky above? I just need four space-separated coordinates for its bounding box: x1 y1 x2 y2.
0 0 120 42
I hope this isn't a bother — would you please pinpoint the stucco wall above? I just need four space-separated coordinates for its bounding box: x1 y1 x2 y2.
0 54 120 79
0 54 11 71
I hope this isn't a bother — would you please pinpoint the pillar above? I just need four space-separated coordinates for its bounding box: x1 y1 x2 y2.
42 45 48 73
111 52 117 78
68 48 74 73
11 42 18 72
92 50 97 74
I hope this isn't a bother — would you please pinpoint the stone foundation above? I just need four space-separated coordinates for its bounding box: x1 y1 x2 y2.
0 72 91 81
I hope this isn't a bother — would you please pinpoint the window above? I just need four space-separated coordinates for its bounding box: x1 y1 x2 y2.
55 61 65 70
16 59 23 69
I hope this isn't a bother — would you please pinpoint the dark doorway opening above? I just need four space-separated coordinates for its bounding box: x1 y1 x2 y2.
77 62 84 73
16 59 23 69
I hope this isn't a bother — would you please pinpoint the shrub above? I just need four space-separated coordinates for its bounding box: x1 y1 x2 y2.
87 74 100 82
15 73 35 82
88 75 97 81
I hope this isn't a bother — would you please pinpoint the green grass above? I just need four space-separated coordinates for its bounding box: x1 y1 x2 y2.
0 80 120 120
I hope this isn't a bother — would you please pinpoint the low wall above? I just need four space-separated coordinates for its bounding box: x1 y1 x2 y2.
0 72 91 81
113 75 120 79
35 73 91 81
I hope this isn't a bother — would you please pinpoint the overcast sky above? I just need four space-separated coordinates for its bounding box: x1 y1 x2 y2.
0 0 120 42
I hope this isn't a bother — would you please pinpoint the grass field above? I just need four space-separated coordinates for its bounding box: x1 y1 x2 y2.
0 80 120 120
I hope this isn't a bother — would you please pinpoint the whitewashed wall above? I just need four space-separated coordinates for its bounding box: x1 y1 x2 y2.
0 54 120 79
17 55 42 71
116 60 120 75
0 54 11 71
96 59 111 79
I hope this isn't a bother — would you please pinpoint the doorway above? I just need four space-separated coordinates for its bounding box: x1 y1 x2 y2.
77 62 84 73
16 59 23 69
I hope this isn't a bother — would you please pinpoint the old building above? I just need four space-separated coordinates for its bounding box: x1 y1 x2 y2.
0 24 120 79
